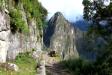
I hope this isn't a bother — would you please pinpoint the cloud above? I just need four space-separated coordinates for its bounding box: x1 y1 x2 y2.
39 0 84 22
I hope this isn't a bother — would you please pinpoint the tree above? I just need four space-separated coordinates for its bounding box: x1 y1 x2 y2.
83 0 112 41
83 0 112 74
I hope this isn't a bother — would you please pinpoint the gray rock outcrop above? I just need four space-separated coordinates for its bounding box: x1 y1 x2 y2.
7 63 19 71
0 63 19 71
44 12 79 60
0 7 42 63
0 10 10 63
7 19 41 61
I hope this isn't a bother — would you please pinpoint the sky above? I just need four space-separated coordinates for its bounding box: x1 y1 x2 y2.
38 0 84 22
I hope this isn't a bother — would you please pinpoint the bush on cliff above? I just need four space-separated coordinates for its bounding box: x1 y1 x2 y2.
9 8 29 33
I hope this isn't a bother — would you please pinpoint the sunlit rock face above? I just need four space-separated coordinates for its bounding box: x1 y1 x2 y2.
0 8 42 62
7 7 42 61
0 11 10 63
44 12 79 60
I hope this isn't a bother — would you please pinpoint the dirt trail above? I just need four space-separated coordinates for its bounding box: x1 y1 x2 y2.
36 52 72 75
46 63 72 75
44 55 72 75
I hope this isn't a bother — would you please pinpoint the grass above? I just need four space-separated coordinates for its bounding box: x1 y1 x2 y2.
8 0 47 34
9 8 29 34
60 58 96 75
0 52 37 75
21 0 48 30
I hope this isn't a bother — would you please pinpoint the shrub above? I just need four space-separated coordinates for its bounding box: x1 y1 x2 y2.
94 50 112 75
61 53 112 75
0 52 37 75
14 52 37 75
0 0 2 8
9 8 29 34
21 0 48 29
32 48 36 52
60 58 97 75
1 0 48 34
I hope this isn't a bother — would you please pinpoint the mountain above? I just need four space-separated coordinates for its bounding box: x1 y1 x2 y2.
43 12 98 60
72 19 89 31
44 12 80 60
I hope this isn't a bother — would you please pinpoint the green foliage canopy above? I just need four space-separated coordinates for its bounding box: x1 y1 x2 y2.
9 8 29 33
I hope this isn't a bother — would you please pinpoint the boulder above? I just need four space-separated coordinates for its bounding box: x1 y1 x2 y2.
7 63 19 71
0 63 19 71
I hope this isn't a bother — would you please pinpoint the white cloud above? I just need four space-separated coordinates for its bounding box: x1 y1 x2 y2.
39 0 84 22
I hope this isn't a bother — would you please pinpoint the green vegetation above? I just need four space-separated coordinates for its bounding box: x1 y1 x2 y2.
61 52 112 75
0 52 37 75
7 0 47 33
21 0 47 30
9 8 29 33
0 0 2 8
0 0 4 10
60 58 96 75
82 0 112 60
61 1 112 75
72 0 112 75
61 57 112 75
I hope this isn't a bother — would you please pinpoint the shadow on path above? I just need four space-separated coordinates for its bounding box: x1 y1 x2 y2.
46 62 73 75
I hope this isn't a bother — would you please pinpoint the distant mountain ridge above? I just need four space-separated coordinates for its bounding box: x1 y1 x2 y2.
72 19 89 31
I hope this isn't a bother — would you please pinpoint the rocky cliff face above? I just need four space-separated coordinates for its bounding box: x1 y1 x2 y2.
44 12 80 60
0 0 45 63
7 19 41 61
0 10 41 63
0 10 10 62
